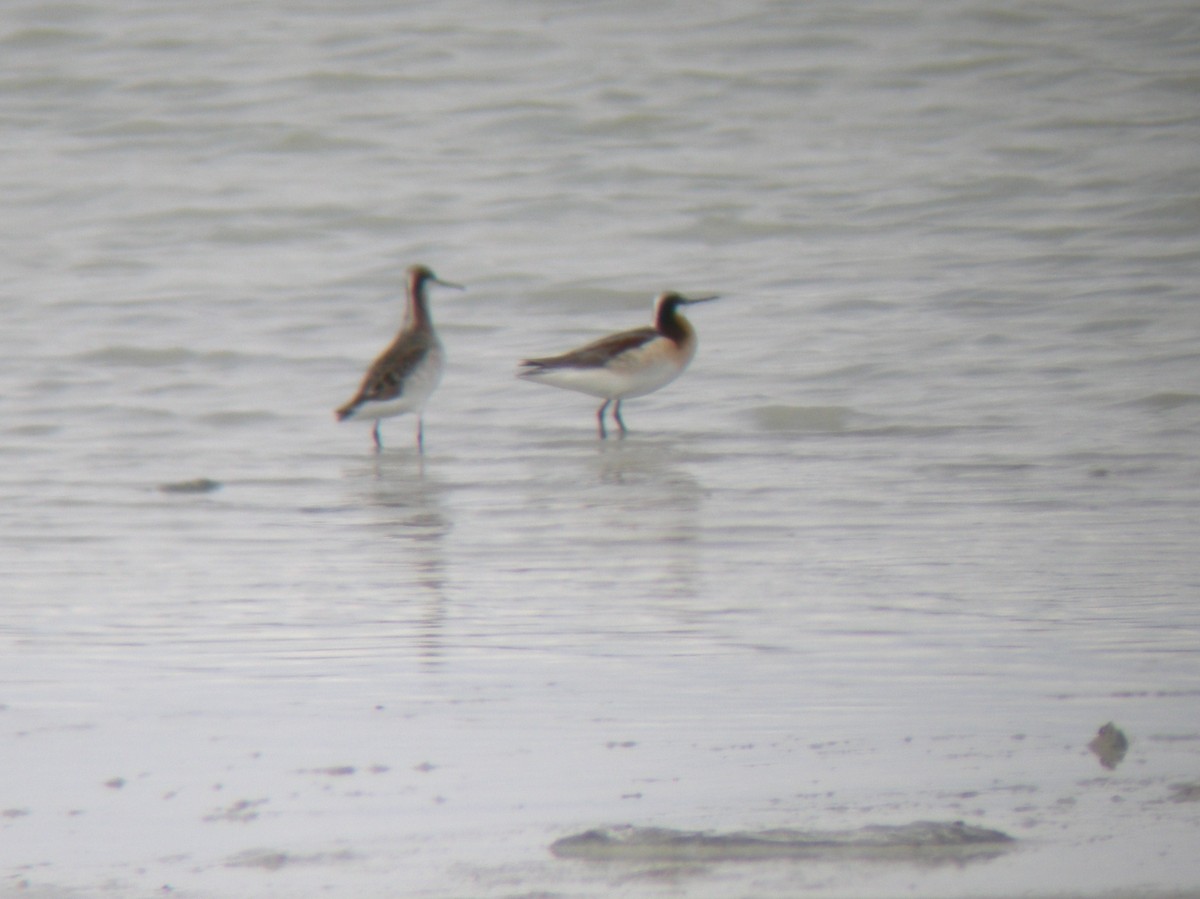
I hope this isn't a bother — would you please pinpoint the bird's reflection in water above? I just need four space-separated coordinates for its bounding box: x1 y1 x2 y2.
579 435 705 604
590 434 701 490
346 451 451 670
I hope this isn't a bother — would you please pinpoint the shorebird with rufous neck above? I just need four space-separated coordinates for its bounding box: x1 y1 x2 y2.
517 291 717 438
336 264 463 452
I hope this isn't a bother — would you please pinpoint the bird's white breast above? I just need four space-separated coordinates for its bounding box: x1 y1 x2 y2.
523 336 693 400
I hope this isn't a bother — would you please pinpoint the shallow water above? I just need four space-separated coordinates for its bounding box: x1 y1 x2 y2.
3 0 1200 896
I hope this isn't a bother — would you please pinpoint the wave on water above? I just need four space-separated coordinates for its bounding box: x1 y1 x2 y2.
74 345 246 368
1123 392 1200 412
748 404 854 433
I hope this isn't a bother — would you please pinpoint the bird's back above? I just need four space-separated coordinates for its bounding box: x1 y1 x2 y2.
519 326 658 373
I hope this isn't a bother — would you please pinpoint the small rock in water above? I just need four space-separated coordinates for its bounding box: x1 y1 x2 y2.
1088 722 1129 770
550 821 1013 862
158 477 222 494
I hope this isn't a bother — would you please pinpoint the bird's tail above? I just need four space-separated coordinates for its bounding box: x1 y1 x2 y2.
516 359 551 379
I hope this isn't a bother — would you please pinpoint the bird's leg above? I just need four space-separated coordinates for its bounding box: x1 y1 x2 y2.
612 400 627 437
596 400 610 439
416 416 425 454
372 420 383 452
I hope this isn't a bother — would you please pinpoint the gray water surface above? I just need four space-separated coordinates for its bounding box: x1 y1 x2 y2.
2 1 1199 896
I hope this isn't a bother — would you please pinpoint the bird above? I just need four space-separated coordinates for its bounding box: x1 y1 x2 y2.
335 264 463 452
517 291 717 438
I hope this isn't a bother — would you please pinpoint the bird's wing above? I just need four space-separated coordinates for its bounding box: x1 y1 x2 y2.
520 327 657 371
338 333 432 415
